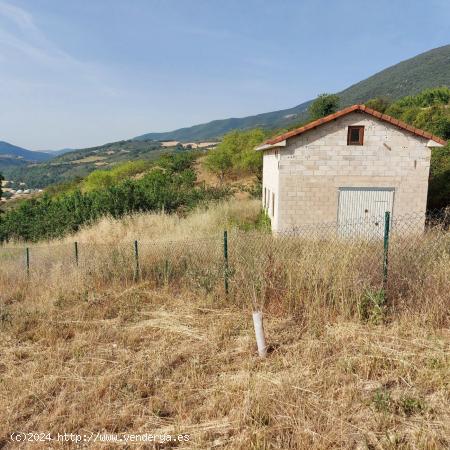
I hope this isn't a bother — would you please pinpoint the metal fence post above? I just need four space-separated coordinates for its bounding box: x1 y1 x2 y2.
165 259 169 285
223 230 229 295
382 211 391 296
134 240 140 280
74 241 79 267
26 247 30 277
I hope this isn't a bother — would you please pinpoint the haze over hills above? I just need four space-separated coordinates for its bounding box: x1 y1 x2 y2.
1 139 170 188
134 45 450 142
0 142 74 170
1 45 449 188
41 148 74 157
0 141 52 164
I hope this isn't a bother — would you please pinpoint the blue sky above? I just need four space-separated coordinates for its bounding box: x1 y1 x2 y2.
0 0 449 150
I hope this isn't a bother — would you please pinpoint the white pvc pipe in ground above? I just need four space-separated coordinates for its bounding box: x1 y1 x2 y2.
252 311 267 358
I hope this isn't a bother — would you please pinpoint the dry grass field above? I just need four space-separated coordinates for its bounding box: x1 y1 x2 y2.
0 199 449 449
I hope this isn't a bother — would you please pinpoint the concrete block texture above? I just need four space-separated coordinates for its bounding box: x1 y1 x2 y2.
261 112 431 231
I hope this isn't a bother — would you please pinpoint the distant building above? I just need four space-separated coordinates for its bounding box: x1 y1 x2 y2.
256 105 446 234
161 141 180 147
181 142 218 149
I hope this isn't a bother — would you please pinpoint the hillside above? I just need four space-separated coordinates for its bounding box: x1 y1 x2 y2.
1 139 174 188
134 102 312 142
0 141 52 165
135 45 450 141
339 45 450 104
2 46 450 190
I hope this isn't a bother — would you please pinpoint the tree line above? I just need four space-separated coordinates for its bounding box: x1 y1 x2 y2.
0 154 227 242
1 87 449 242
204 88 450 210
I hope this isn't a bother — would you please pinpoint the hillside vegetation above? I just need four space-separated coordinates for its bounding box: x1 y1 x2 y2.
0 141 52 163
0 199 448 448
135 45 450 141
339 45 450 104
369 87 450 210
205 87 450 210
0 153 229 242
1 87 450 244
3 46 450 190
1 139 173 189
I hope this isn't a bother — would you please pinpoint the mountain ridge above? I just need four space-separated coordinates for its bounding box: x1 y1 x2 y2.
0 141 52 163
2 45 450 188
134 45 450 142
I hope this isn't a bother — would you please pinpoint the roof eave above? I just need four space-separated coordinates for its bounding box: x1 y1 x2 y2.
427 139 445 148
255 140 287 152
258 104 448 149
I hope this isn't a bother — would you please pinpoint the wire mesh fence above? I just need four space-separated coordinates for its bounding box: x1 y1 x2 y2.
0 210 449 316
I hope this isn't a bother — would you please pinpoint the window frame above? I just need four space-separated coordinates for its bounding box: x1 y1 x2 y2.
347 126 365 146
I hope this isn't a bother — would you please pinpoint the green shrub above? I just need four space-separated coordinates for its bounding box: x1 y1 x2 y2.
204 129 266 182
308 93 340 120
0 154 228 242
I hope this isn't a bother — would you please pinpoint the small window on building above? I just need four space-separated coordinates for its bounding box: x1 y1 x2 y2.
347 126 364 145
263 187 267 208
271 192 275 217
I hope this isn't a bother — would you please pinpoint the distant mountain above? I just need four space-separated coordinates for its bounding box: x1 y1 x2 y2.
3 45 450 188
134 45 450 142
0 141 52 162
337 44 450 104
135 102 312 142
1 139 169 188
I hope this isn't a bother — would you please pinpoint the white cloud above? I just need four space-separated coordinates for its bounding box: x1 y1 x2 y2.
0 1 117 94
0 0 35 30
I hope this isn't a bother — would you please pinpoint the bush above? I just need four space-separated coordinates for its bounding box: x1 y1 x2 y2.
365 97 391 113
0 154 228 242
385 87 450 140
308 93 340 120
428 144 450 210
204 129 266 182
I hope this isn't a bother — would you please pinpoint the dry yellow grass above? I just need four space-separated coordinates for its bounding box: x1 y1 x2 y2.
0 199 449 449
65 199 261 244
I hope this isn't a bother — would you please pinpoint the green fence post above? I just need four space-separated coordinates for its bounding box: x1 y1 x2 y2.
223 230 229 295
74 241 79 267
382 211 391 296
134 240 140 281
26 247 30 277
165 259 169 285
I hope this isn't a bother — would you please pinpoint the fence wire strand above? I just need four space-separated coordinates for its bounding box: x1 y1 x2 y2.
0 210 448 314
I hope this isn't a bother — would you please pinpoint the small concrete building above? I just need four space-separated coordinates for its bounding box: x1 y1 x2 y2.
256 105 446 234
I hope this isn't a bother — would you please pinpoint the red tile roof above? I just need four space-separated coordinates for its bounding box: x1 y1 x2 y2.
264 104 447 146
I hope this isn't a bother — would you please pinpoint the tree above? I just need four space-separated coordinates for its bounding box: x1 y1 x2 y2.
0 154 227 242
83 170 114 192
365 97 391 113
230 129 266 179
428 144 450 210
308 94 340 120
204 144 233 183
0 172 3 200
204 129 266 182
413 107 450 140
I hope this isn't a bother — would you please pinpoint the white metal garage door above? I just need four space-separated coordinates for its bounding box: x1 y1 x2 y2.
338 188 394 238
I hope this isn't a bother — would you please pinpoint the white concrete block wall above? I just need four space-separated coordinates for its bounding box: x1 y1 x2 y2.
266 112 432 231
262 149 280 230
